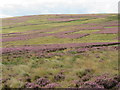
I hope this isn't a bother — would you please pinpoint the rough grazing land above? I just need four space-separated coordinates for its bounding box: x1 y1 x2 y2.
1 14 120 89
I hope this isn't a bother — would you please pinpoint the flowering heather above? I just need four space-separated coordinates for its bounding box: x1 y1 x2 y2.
80 81 104 88
103 21 118 27
57 14 110 18
114 82 120 89
2 42 119 54
97 27 118 34
95 75 118 89
2 19 109 42
2 14 119 89
2 29 78 42
25 82 40 88
2 33 54 42
35 78 50 87
45 83 60 88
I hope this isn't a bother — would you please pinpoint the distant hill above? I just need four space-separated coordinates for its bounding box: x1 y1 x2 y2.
2 14 118 47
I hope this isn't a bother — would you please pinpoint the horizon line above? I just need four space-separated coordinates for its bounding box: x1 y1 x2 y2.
1 13 118 19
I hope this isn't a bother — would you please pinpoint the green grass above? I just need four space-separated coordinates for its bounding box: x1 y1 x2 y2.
78 33 117 40
2 48 118 88
1 14 119 88
2 16 113 34
104 26 118 28
73 30 100 34
3 33 117 47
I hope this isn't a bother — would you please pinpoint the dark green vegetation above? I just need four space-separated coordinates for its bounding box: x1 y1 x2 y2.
1 14 119 89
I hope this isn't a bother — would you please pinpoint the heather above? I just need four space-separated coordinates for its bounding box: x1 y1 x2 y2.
1 14 119 89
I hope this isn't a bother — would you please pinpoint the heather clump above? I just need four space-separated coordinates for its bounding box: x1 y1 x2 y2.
80 81 104 88
95 75 118 89
45 83 60 88
25 82 40 88
35 77 50 87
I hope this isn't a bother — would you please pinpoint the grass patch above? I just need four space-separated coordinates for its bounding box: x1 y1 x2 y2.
73 30 100 34
78 33 118 40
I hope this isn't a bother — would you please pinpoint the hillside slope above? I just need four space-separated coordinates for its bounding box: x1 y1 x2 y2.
1 14 120 89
